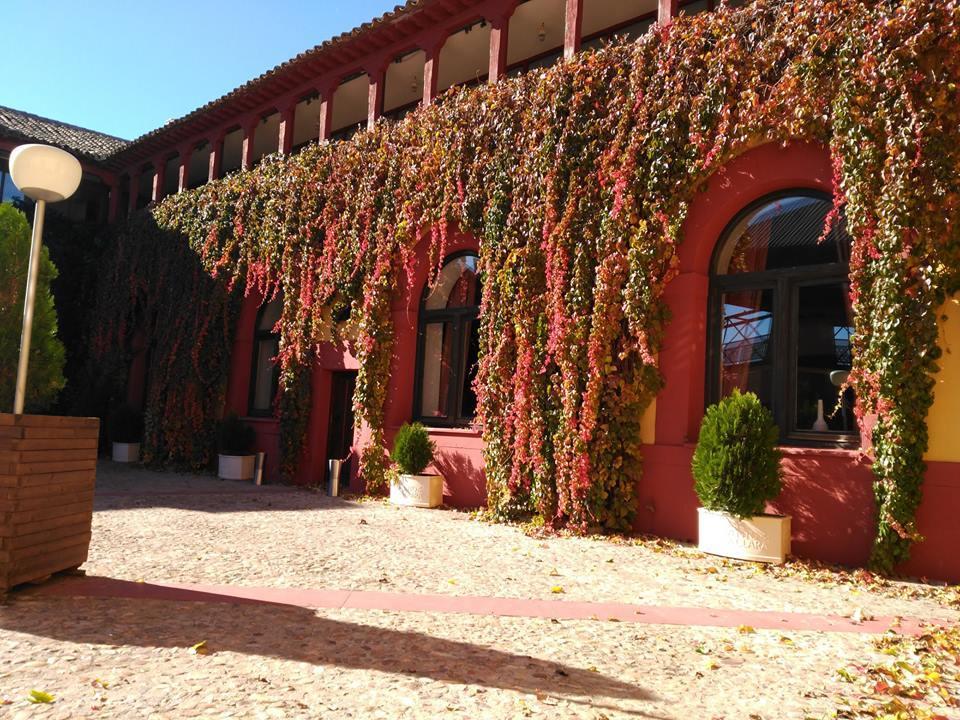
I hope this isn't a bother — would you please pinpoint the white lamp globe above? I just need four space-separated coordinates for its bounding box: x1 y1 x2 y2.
9 144 82 203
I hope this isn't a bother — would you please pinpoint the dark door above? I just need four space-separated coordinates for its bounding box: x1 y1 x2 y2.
326 371 357 487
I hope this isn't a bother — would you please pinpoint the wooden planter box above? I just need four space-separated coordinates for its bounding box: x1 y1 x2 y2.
0 413 100 593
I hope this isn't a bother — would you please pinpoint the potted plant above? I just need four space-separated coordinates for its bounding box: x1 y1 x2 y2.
110 404 144 462
389 422 443 508
692 389 790 563
217 413 257 481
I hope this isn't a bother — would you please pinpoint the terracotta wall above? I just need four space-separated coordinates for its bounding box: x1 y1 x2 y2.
640 140 960 582
212 139 960 581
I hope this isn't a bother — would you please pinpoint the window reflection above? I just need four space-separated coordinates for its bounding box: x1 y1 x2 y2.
711 192 857 443
417 253 480 425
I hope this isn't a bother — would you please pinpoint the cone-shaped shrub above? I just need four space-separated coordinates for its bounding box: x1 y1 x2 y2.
391 422 435 476
692 389 783 518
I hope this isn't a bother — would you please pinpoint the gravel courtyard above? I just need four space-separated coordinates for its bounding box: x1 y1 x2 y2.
0 462 957 719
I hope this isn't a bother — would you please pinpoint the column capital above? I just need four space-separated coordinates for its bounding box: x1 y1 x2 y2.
274 96 298 116
315 78 337 98
486 0 518 28
419 30 447 56
363 54 391 81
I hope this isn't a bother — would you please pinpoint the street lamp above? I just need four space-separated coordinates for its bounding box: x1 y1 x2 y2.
8 144 82 415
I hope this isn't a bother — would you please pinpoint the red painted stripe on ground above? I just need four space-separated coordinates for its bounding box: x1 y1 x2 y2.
24 576 926 635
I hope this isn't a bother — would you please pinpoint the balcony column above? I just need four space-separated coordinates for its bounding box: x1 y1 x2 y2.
107 179 120 222
658 0 679 25
241 117 257 171
488 7 514 82
317 84 334 142
177 146 192 193
366 60 388 130
564 0 584 59
422 38 444 106
278 101 296 154
151 159 166 204
128 171 139 213
208 131 225 182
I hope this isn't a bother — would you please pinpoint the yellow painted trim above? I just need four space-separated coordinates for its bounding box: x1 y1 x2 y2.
641 398 657 445
925 296 960 462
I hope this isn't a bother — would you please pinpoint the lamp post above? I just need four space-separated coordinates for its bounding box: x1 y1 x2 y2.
8 144 82 415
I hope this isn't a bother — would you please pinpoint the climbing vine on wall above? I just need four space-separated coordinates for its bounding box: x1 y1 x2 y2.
89 0 960 571
85 212 241 469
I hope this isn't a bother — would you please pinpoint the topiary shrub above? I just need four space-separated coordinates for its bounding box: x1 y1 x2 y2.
110 403 144 443
692 389 783 518
218 413 256 456
0 204 66 412
391 422 435 476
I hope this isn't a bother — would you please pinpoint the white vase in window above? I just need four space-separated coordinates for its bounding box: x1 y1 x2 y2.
812 399 829 431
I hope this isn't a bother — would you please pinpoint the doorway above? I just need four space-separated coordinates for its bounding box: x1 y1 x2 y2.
326 371 357 491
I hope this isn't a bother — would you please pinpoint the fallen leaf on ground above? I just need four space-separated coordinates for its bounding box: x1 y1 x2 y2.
28 690 54 704
188 640 210 655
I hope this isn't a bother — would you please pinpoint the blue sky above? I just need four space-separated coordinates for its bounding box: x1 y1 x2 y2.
1 1 400 140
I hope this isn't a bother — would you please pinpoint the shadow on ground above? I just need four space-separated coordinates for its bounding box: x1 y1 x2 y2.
3 578 661 717
94 460 358 514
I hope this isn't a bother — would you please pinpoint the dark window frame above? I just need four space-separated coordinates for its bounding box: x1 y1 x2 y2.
706 189 858 448
248 298 282 418
413 250 481 428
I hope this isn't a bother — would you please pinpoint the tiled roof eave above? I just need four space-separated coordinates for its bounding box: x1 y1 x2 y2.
105 0 447 170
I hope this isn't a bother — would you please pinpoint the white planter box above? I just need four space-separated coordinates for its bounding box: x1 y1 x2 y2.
218 454 255 481
390 474 443 508
112 442 140 463
697 507 791 564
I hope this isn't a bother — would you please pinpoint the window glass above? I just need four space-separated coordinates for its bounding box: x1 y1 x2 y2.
424 254 479 310
460 318 479 419
251 336 280 412
420 321 454 419
716 195 850 274
720 288 775 409
711 192 856 444
417 253 480 425
250 298 282 415
795 283 856 433
0 159 24 205
258 297 282 332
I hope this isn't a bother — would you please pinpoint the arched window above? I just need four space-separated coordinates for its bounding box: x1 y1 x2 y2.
415 252 480 426
708 191 856 444
249 297 282 416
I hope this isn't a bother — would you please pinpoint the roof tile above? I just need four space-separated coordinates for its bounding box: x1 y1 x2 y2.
0 105 128 161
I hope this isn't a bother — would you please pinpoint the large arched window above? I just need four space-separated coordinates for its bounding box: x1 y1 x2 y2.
415 252 480 426
249 297 282 416
708 191 856 445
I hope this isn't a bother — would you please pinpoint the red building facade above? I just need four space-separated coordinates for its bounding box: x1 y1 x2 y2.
5 0 958 582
